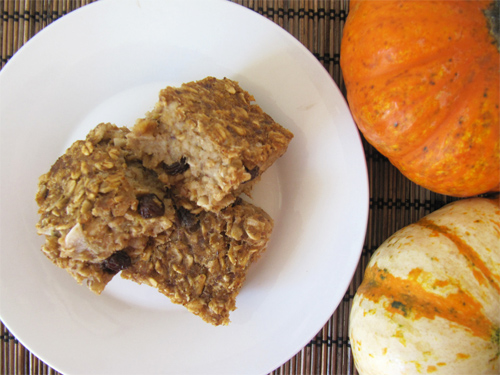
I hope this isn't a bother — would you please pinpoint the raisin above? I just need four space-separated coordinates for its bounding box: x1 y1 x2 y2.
232 197 243 207
138 194 164 218
176 206 199 230
243 165 260 183
146 236 155 247
101 250 132 274
162 157 189 175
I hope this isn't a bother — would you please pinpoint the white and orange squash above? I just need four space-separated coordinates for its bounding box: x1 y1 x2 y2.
350 198 500 374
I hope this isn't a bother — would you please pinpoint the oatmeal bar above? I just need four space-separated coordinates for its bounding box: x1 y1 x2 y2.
35 123 176 293
121 197 274 325
127 76 294 212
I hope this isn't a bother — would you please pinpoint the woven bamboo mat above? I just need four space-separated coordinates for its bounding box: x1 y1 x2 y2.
0 1 460 374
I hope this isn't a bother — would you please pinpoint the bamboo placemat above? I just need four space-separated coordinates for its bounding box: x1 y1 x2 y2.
0 1 460 374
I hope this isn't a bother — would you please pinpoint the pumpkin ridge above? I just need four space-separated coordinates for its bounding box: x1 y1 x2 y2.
388 31 491 134
358 263 496 341
344 41 473 84
384 65 499 196
416 217 500 295
344 51 439 85
346 36 498 166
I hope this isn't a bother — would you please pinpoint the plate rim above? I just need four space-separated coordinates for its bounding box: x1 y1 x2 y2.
0 0 369 374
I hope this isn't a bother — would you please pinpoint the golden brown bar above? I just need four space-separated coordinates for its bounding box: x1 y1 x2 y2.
35 123 176 293
122 197 274 325
127 77 294 212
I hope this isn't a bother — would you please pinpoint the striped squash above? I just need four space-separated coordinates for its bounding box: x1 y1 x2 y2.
350 198 500 374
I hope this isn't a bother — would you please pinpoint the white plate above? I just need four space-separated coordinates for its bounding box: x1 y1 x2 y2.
0 0 368 374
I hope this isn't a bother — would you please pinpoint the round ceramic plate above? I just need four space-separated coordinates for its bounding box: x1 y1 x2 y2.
0 0 368 374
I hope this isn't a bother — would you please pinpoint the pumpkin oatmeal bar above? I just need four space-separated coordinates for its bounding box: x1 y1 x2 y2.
121 197 274 326
127 76 294 212
35 123 176 293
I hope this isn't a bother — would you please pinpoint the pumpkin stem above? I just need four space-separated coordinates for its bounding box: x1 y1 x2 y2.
484 0 499 51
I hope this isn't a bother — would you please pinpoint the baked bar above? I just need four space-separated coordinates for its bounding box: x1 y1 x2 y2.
121 197 274 325
35 123 176 293
127 76 294 212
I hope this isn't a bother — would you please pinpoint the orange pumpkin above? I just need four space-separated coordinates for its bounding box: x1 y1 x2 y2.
349 197 500 374
340 0 499 197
